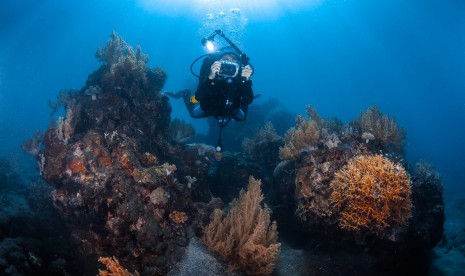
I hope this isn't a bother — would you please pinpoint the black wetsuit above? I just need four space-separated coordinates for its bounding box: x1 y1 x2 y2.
192 55 254 121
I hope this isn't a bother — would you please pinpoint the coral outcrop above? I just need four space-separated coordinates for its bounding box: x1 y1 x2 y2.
35 32 216 275
329 154 412 237
270 105 444 273
203 177 281 275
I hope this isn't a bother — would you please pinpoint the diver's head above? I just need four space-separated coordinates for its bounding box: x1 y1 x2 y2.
219 52 240 62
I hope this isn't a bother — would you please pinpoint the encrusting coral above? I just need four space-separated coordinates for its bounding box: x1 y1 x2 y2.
329 154 412 237
203 176 281 275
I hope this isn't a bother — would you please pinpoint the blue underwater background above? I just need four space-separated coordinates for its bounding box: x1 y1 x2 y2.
1 0 465 274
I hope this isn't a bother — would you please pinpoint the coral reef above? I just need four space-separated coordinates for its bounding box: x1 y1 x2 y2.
203 177 281 275
20 30 444 275
329 155 412 237
269 105 444 273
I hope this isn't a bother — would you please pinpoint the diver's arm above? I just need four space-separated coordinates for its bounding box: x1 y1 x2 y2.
239 64 254 105
239 80 254 105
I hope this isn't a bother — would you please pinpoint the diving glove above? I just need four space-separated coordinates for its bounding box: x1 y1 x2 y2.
164 89 189 99
209 61 221 80
241 65 253 81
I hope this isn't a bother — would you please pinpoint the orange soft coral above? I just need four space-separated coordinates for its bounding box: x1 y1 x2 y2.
329 155 411 236
98 256 138 276
203 177 281 275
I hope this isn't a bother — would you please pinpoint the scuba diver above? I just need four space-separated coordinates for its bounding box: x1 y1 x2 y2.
166 30 254 160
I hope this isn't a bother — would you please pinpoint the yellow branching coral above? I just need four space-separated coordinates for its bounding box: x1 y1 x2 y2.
357 106 406 153
329 155 412 236
279 105 322 160
169 211 188 224
203 177 281 275
98 256 139 276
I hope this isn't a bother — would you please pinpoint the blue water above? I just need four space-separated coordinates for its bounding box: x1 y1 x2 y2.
1 0 464 215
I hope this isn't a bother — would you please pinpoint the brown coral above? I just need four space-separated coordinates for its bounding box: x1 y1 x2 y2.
279 105 323 160
95 31 167 97
357 106 406 154
329 155 412 236
203 176 280 275
96 31 147 70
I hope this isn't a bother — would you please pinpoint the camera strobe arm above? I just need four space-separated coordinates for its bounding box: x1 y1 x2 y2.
203 30 250 65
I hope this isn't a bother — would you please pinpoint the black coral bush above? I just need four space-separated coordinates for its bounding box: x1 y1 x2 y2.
203 176 281 275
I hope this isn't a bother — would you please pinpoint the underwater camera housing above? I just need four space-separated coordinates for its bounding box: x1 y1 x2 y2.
218 60 240 78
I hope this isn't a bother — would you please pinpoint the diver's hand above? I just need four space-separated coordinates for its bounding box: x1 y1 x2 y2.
209 61 221 80
164 91 175 98
164 90 189 99
241 65 253 81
